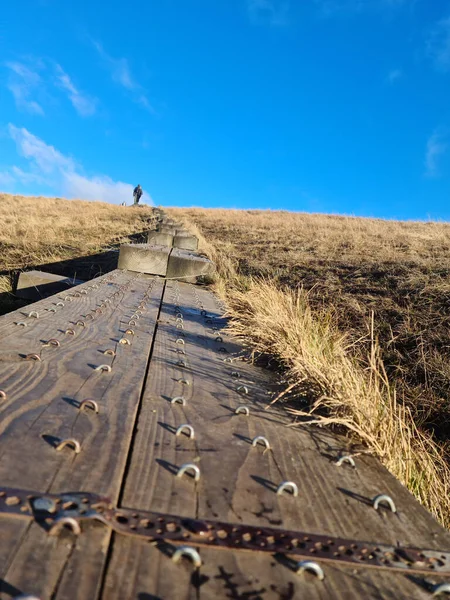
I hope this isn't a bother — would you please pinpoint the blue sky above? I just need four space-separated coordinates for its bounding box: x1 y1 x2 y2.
1 0 450 219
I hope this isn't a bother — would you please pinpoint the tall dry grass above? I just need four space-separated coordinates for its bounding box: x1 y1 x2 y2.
170 208 450 527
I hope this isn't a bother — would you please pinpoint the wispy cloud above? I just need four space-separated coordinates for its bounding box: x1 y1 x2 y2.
387 68 403 84
247 0 290 26
4 58 97 117
5 61 45 115
427 17 450 72
92 40 155 112
54 64 97 116
425 130 448 178
2 124 153 205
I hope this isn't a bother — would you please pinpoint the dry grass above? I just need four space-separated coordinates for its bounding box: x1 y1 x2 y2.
0 193 156 272
169 208 450 526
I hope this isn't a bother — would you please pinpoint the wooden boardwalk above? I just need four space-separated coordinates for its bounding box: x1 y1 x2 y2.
0 270 449 599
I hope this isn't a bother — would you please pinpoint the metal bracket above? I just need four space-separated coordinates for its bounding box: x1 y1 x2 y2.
1 486 450 576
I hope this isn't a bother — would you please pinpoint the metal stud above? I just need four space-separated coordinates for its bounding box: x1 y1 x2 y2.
235 405 249 416
336 455 356 468
176 463 200 482
171 396 186 405
103 349 116 356
55 438 81 453
372 494 397 513
295 561 324 580
175 424 195 439
276 481 299 497
95 364 112 372
252 436 270 450
79 399 99 414
172 546 202 568
27 311 39 318
49 516 81 536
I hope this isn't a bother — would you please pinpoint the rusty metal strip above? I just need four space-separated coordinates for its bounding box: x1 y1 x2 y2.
1 486 449 575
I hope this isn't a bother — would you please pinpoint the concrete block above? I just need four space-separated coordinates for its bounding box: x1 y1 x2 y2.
147 231 174 247
118 244 170 276
167 249 215 283
15 270 84 301
173 234 199 251
157 225 177 234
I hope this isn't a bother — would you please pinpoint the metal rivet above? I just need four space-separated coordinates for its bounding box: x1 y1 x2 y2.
25 354 41 361
176 424 195 439
235 405 249 415
336 455 356 468
237 385 248 394
49 517 81 536
104 349 116 356
171 396 186 405
176 463 200 482
172 546 202 568
295 561 324 580
276 481 299 497
79 399 99 414
372 494 397 513
0 390 7 400
95 364 112 372
252 436 270 450
119 338 131 345
27 311 39 318
16 321 27 327
432 583 450 596
56 438 81 453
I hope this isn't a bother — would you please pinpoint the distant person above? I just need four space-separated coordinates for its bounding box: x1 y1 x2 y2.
133 184 143 205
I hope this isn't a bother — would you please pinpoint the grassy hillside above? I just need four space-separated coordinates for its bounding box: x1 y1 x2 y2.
0 193 155 311
169 207 450 526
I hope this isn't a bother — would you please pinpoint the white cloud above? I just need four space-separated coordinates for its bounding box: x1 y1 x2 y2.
425 130 448 178
2 124 152 205
92 40 155 112
5 61 45 115
54 64 97 116
427 17 450 72
387 68 402 83
247 0 289 25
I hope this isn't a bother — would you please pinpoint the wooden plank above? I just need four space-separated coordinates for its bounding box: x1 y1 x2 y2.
0 272 164 600
102 280 450 599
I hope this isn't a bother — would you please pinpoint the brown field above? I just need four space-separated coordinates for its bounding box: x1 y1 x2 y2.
169 207 450 526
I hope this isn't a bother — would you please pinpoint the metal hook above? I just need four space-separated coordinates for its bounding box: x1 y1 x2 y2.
43 339 60 347
224 357 233 363
125 329 135 335
372 494 397 513
237 385 248 394
56 302 64 307
49 516 81 536
27 311 39 318
176 338 185 345
175 424 195 439
129 320 137 326
25 354 41 361
276 481 299 497
76 321 85 327
178 378 190 386
432 583 450 596
215 336 223 343
0 390 6 400
95 364 112 372
177 360 187 368
235 405 250 416
16 321 27 327
65 328 75 335
104 349 116 356
252 436 270 450
55 438 81 453
79 399 99 414
172 546 202 568
295 561 324 580
176 463 200 482
119 338 131 345
171 396 186 405
336 455 356 468
46 307 57 313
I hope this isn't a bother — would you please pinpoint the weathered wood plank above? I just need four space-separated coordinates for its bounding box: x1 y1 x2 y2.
0 272 164 600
